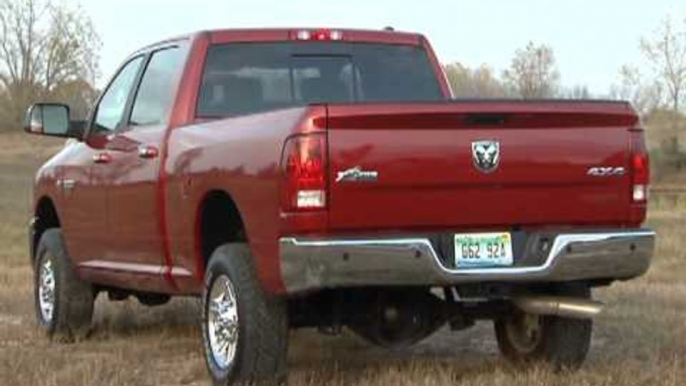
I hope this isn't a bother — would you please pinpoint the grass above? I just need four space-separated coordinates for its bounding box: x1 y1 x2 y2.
0 132 685 385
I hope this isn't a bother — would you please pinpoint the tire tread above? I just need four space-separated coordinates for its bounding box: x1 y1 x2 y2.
35 228 94 341
203 243 288 385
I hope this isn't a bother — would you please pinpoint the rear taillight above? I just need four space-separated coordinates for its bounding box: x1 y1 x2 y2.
281 133 328 211
630 129 650 202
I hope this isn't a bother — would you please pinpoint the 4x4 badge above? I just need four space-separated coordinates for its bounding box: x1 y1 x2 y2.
472 140 500 173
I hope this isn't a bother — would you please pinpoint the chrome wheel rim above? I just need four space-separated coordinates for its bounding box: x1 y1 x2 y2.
505 312 542 353
38 254 56 323
207 275 239 370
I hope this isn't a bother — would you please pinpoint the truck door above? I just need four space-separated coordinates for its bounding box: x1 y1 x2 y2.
73 55 144 273
88 46 186 291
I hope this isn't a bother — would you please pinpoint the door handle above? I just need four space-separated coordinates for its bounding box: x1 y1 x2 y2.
92 152 112 164
138 145 159 159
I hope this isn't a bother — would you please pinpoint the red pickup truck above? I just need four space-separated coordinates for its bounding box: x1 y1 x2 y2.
25 28 654 384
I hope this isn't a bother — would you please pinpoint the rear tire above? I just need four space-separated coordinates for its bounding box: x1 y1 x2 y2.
201 243 288 385
34 228 94 341
494 285 593 370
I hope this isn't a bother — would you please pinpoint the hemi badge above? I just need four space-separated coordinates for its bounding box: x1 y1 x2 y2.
335 166 378 183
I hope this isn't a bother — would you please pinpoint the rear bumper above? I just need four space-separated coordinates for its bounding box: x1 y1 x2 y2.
279 229 655 293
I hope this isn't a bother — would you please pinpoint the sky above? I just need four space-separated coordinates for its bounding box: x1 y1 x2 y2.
64 0 686 95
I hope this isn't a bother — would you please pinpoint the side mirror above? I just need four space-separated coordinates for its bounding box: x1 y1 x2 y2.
23 103 83 139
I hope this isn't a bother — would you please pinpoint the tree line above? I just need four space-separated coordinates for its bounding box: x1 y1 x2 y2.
443 17 686 179
0 0 99 131
446 17 685 118
0 0 684 133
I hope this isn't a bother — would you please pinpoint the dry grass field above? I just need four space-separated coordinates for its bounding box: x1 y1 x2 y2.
0 132 684 386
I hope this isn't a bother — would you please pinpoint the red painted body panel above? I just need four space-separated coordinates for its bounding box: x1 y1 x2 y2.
164 107 326 294
325 103 640 232
78 126 174 293
37 142 109 268
31 28 647 297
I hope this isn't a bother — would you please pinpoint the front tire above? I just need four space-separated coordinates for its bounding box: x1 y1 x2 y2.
201 243 288 385
494 285 593 370
34 228 94 341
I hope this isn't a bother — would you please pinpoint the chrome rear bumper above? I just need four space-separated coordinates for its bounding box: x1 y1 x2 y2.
279 229 655 293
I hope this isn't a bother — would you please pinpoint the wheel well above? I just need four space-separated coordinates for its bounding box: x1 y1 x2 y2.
32 197 61 263
198 191 246 273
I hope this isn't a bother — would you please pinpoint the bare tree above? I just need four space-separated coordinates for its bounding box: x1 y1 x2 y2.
503 41 560 99
47 78 98 120
444 62 471 98
0 0 100 129
562 85 592 100
609 65 663 116
640 17 686 112
444 62 506 98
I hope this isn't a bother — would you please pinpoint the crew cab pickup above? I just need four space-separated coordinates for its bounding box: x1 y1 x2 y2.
25 28 655 385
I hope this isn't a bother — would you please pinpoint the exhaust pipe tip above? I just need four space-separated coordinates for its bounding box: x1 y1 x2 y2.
513 296 603 320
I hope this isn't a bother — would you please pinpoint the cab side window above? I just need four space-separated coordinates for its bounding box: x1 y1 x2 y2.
130 47 184 126
92 56 144 132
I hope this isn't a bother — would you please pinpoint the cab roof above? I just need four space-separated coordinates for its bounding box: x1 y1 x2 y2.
204 28 423 46
140 28 425 51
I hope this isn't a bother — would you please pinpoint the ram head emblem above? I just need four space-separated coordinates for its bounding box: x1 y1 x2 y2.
471 140 500 173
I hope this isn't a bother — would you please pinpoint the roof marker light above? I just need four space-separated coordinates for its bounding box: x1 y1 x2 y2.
293 29 343 41
296 30 311 40
329 30 343 40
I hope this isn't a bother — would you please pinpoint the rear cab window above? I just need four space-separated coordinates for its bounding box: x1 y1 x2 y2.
197 42 444 118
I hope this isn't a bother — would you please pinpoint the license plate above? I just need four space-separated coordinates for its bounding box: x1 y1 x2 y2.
454 232 514 268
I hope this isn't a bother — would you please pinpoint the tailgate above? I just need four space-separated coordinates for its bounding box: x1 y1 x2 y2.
326 101 638 231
